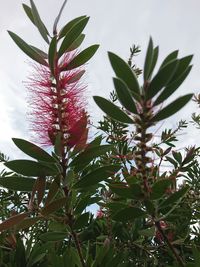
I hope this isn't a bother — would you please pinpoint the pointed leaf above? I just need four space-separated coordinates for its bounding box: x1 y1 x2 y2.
58 17 89 57
70 145 113 171
4 160 58 177
143 37 154 80
93 96 133 124
8 31 48 66
73 212 89 230
30 0 49 43
67 70 85 84
154 66 192 105
63 45 99 70
148 46 159 78
0 176 36 191
16 217 40 230
73 165 121 189
113 77 138 114
146 59 179 100
159 50 179 69
41 197 67 216
45 176 60 205
66 34 85 52
53 0 68 34
0 212 30 232
108 52 140 100
30 45 48 58
113 207 146 222
152 94 193 121
59 16 87 39
22 4 36 25
40 232 67 241
150 179 172 200
12 138 55 162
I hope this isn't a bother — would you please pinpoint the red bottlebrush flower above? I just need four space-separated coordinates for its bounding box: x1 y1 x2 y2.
26 51 88 149
96 209 104 219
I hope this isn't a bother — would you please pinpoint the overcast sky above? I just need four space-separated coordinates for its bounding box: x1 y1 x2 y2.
0 0 200 158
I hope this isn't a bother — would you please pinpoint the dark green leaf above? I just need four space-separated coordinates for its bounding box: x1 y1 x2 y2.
40 232 67 242
63 45 99 70
154 65 192 105
148 46 159 78
59 16 87 39
12 138 55 162
30 0 49 43
67 70 85 84
108 52 140 100
109 183 134 199
73 212 89 230
73 165 120 189
66 34 85 52
113 77 137 114
146 59 179 100
22 4 36 25
70 144 113 171
58 17 89 57
159 185 190 209
8 31 48 66
4 160 58 177
93 96 133 124
0 176 36 191
30 45 48 58
113 207 146 222
16 217 40 230
150 179 172 200
41 197 67 216
143 37 154 80
0 212 30 232
48 36 57 76
152 94 193 121
159 50 178 69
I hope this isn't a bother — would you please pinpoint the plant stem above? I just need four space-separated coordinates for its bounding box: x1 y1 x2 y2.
71 229 86 267
155 221 185 267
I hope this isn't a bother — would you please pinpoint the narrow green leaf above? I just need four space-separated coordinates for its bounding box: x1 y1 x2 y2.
146 59 179 100
113 77 138 114
143 37 154 80
53 0 68 34
150 179 172 200
0 212 30 232
159 50 179 69
59 16 87 39
4 160 58 177
67 70 85 84
22 4 36 25
93 96 133 124
113 207 146 222
148 46 159 78
73 165 121 189
73 212 89 230
30 0 49 43
70 145 113 171
108 52 140 100
8 31 48 66
41 197 67 216
66 34 85 52
12 138 55 162
58 17 89 57
109 183 134 199
63 45 99 71
152 94 193 122
48 36 57 76
45 177 60 205
0 176 36 191
30 45 48 58
159 185 190 209
16 217 40 230
40 232 67 242
154 66 192 105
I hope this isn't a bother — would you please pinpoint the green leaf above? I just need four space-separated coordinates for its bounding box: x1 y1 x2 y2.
112 207 146 222
8 31 48 66
30 0 49 43
63 45 99 70
154 66 192 105
12 138 55 162
93 96 133 124
0 212 29 232
146 59 179 100
73 165 120 189
143 37 154 80
66 34 85 52
150 179 172 200
159 185 190 209
67 70 85 84
148 46 159 78
70 144 113 171
0 176 36 191
39 232 67 242
108 52 140 100
41 197 67 216
73 212 90 230
58 17 89 57
4 160 58 177
45 176 60 205
22 4 36 25
159 50 179 69
16 217 40 230
152 94 193 121
30 45 48 58
113 77 138 114
53 0 68 34
59 16 87 39
48 36 57 76
109 183 134 199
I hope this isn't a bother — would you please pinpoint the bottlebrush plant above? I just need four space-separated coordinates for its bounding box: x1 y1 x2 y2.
0 1 200 267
